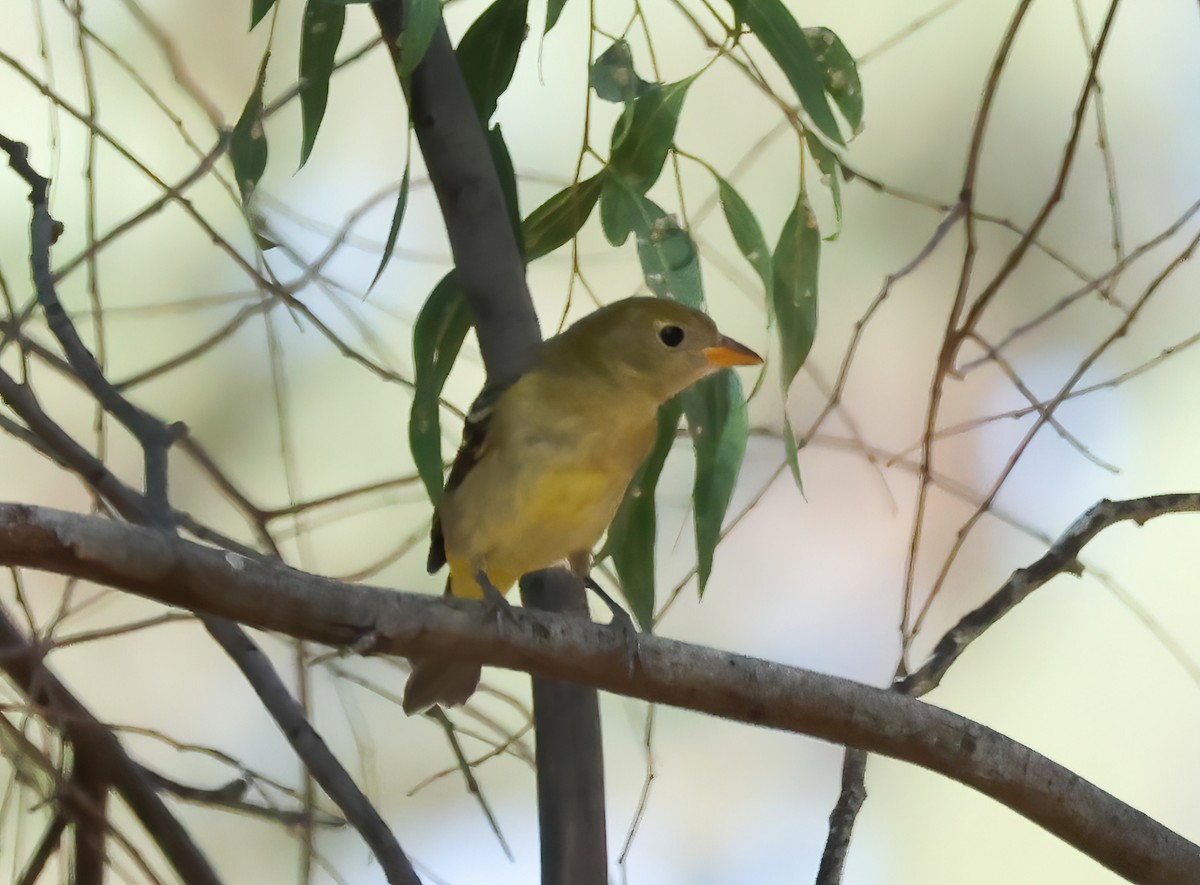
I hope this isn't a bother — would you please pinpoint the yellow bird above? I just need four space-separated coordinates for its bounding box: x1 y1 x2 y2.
403 296 762 714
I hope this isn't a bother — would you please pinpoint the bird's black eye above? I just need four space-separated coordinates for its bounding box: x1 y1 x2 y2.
658 325 684 348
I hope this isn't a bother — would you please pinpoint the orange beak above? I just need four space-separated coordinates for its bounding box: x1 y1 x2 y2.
703 335 763 367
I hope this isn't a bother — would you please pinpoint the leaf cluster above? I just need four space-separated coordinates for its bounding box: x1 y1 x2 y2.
228 0 863 626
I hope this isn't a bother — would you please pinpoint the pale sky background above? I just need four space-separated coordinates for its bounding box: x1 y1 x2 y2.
2 0 1200 883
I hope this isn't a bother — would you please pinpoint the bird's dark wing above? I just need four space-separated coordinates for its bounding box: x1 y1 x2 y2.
426 381 510 575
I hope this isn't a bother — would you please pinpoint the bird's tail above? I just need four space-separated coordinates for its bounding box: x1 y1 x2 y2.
402 658 481 715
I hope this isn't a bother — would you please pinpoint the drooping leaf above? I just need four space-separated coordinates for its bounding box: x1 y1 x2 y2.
597 76 695 244
629 194 751 593
772 194 820 392
598 172 639 246
250 0 276 29
804 27 863 135
545 0 569 33
367 158 410 294
726 0 843 145
230 54 270 204
714 172 773 308
608 75 696 192
589 40 651 103
609 94 637 152
486 124 524 255
784 419 805 493
456 0 529 123
604 397 683 629
803 131 842 238
629 192 703 308
682 370 750 594
396 0 442 79
606 185 752 602
410 273 472 501
522 173 604 261
298 0 346 167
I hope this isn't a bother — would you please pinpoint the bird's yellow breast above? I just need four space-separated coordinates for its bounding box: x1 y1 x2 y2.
437 370 657 599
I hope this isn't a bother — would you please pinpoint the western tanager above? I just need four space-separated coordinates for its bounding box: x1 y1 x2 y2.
402 296 762 714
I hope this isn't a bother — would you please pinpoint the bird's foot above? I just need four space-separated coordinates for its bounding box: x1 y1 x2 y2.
476 569 517 631
584 577 640 678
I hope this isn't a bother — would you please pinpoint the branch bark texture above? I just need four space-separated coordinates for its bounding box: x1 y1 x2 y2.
2 501 1197 884
372 3 541 385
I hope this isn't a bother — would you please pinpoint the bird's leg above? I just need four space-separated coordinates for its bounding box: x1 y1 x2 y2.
566 553 640 675
475 568 517 629
583 575 640 678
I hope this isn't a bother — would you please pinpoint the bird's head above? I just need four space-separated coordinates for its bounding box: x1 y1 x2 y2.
546 297 763 404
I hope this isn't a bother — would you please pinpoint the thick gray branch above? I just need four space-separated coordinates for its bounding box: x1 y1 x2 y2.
2 502 1197 884
371 4 541 386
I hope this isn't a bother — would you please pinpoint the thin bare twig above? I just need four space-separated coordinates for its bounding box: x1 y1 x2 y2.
911 226 1200 638
900 494 1200 695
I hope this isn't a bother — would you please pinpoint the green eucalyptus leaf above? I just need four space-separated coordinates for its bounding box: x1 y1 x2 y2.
230 54 270 204
629 191 702 308
298 0 346 167
396 0 442 78
715 173 773 308
250 0 276 29
803 131 842 238
456 0 529 123
590 40 651 103
628 192 752 595
726 0 843 145
522 173 604 261
772 194 820 392
545 0 570 33
598 172 637 246
784 419 805 492
410 273 472 502
596 179 755 605
682 370 750 595
605 397 683 629
609 94 637 151
367 159 410 294
804 27 863 135
608 75 696 192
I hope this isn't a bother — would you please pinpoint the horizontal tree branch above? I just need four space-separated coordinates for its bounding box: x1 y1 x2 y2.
1 502 1197 882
